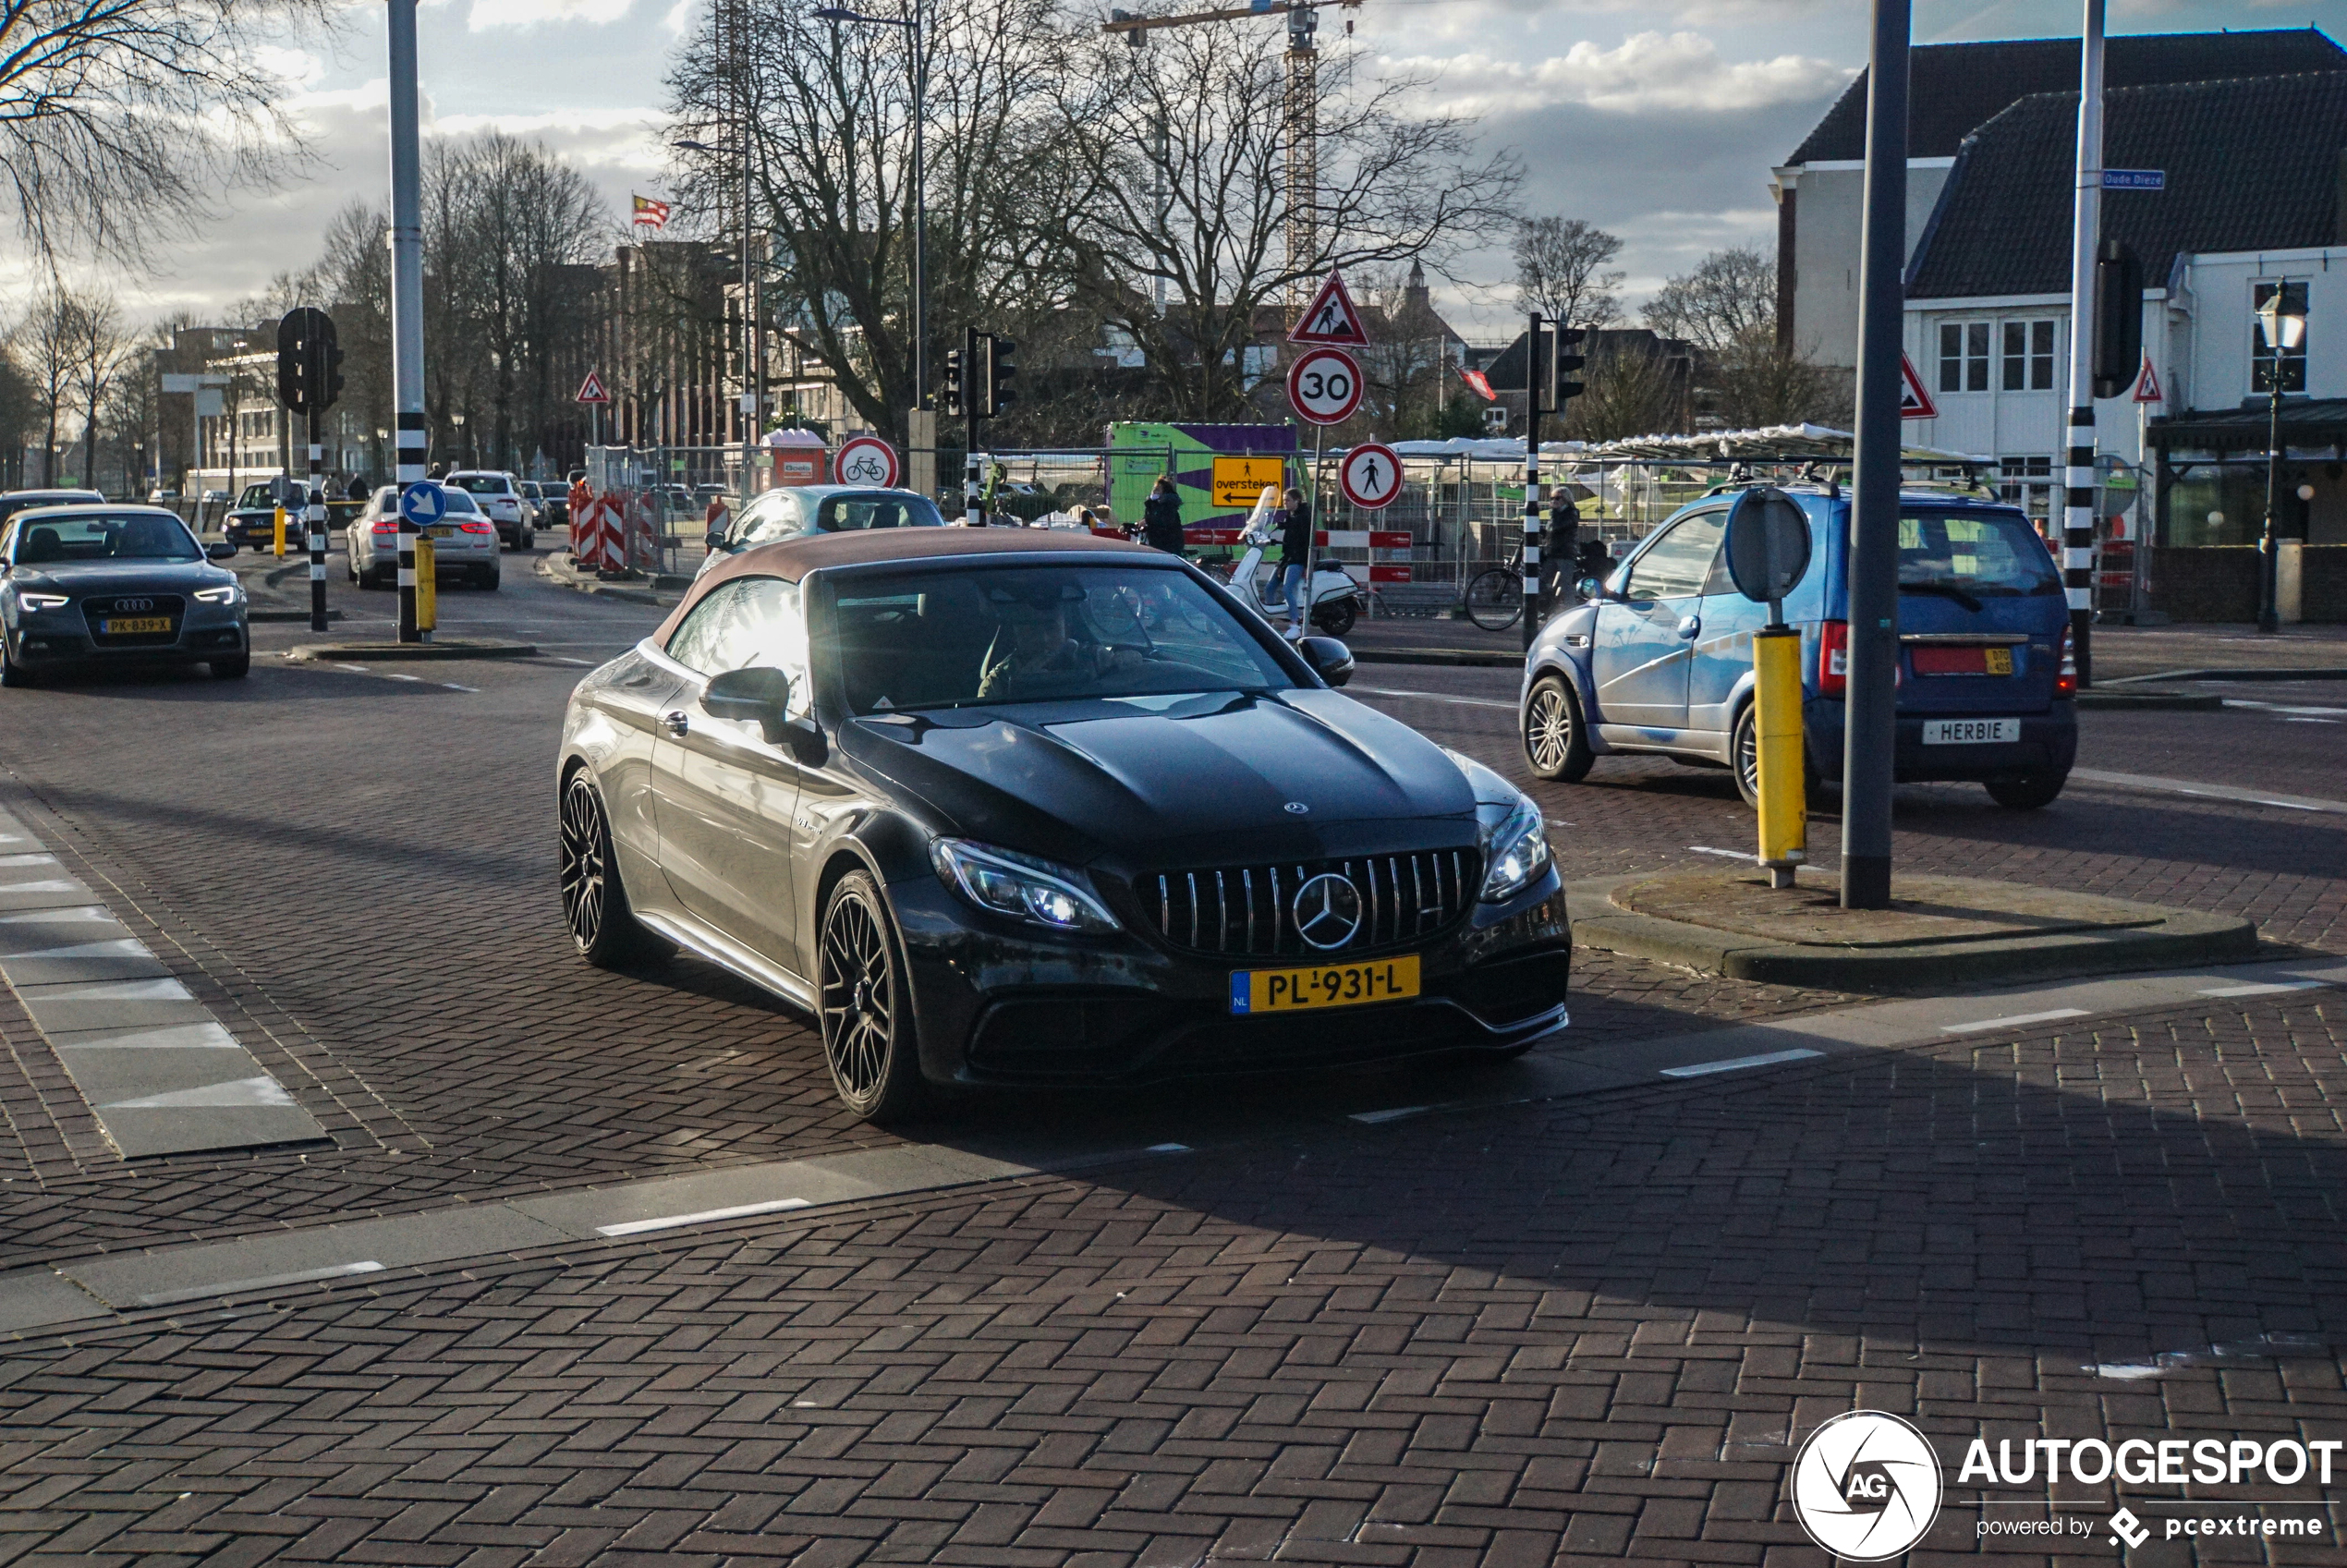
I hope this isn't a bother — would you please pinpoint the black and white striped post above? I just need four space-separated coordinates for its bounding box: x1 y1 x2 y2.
396 413 424 643
1520 312 1547 655
2060 0 2106 687
306 416 327 634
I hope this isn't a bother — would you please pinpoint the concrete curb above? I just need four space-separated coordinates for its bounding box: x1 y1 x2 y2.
1563 878 2260 991
1351 647 1519 668
285 639 537 662
535 553 680 606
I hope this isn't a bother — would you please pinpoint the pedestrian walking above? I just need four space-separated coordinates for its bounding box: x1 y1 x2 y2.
1142 474 1186 554
347 473 370 502
1276 485 1312 640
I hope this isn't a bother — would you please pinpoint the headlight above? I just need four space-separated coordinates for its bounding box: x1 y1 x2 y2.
1478 796 1552 903
16 592 68 611
192 584 241 605
931 838 1121 934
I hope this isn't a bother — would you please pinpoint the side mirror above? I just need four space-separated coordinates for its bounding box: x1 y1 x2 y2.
705 527 727 552
702 665 825 761
1577 576 1611 602
208 541 237 560
1296 634 1354 687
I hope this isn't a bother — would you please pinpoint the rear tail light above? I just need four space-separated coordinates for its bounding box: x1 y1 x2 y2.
2056 622 2077 699
459 520 494 534
1818 620 1849 698
371 520 397 535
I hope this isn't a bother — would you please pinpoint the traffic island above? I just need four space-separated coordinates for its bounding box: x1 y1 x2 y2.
537 551 690 604
284 639 537 662
1568 867 2258 991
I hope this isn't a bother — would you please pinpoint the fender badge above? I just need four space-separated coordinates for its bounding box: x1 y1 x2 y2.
1284 802 1309 814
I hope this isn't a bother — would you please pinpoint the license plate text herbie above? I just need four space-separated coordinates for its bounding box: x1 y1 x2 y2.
1230 954 1420 1015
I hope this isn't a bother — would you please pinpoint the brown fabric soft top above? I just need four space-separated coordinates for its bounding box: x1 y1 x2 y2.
649 526 1159 646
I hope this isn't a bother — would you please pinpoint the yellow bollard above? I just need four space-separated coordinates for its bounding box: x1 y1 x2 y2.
1753 626 1806 888
273 505 287 559
415 536 436 635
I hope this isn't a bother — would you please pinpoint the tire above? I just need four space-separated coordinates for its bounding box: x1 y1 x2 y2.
559 771 671 968
208 655 249 680
1733 701 1818 811
1523 675 1594 783
519 529 533 551
1311 598 1357 637
375 565 396 590
818 869 925 1123
0 638 33 688
1985 771 2067 809
1465 568 1521 631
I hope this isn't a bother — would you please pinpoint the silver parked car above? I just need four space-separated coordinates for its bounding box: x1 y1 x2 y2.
0 504 249 686
697 485 945 577
346 484 502 590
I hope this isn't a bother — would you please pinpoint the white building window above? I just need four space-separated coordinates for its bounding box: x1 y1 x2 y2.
1938 322 1989 393
2000 455 2052 522
2000 320 2056 391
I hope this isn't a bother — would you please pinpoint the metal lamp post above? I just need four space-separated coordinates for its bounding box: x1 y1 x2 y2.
2256 291 2306 634
812 2 926 408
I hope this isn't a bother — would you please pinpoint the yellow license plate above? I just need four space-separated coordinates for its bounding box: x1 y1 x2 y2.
1231 954 1420 1015
1984 647 2013 675
430 525 456 538
101 616 172 634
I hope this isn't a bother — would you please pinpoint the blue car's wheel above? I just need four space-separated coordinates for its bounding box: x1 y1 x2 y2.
1524 675 1592 782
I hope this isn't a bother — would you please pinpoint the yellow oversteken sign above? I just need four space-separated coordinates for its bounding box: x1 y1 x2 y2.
1210 456 1286 509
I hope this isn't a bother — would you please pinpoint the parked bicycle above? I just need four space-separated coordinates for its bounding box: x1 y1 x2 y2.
1464 553 1525 630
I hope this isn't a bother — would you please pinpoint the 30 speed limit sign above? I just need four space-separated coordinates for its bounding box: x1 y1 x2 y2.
833 435 901 488
1338 443 1404 509
1287 346 1363 426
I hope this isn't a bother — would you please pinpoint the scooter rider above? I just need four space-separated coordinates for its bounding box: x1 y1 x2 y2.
1275 486 1312 640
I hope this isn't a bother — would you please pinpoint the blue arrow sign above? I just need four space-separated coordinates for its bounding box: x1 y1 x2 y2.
2102 169 2165 190
398 481 446 527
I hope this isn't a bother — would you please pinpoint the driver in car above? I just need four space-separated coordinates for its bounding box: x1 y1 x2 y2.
976 582 1146 700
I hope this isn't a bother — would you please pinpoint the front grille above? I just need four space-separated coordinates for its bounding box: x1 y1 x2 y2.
1136 848 1480 958
82 594 184 646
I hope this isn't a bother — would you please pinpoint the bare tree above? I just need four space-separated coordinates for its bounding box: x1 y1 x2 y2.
1567 338 1688 443
1643 245 1776 352
0 0 333 267
1044 25 1518 420
1513 216 1623 330
68 290 130 488
17 289 88 481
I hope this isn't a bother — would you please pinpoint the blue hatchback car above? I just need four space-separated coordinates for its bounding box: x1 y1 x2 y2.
1519 485 2077 808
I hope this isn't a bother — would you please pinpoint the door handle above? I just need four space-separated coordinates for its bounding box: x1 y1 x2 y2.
1676 616 1701 638
661 710 689 737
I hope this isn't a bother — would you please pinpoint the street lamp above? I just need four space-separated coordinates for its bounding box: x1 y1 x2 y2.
813 2 926 415
2255 288 2307 633
450 410 468 469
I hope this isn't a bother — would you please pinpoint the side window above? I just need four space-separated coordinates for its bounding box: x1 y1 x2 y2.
664 577 809 712
1625 512 1727 600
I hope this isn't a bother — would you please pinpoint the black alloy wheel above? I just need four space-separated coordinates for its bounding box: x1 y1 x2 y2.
1523 675 1593 782
559 772 667 966
818 870 923 1122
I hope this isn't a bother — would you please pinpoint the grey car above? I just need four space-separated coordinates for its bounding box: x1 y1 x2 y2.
0 504 249 686
697 485 945 578
346 484 502 590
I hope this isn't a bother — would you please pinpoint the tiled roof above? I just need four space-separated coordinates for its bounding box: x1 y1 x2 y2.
1787 28 2345 164
1905 71 2347 299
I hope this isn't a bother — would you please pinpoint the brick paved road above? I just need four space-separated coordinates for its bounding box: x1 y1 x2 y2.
2 565 2344 1563
0 991 2340 1565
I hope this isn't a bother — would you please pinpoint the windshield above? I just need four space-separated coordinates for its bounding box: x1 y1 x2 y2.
815 492 945 532
0 492 100 521
832 564 1296 714
1899 510 2061 599
237 485 274 509
448 474 510 495
13 513 201 565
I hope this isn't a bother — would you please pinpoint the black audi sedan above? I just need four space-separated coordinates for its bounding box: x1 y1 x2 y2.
1 504 248 686
556 529 1568 1120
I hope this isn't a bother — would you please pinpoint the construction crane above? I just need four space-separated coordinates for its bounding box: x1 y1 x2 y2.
1102 0 1362 309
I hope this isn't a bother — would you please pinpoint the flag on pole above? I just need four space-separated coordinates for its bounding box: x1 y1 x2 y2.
1459 367 1496 402
631 195 672 229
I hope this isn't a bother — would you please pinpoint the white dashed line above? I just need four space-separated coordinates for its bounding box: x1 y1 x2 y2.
1659 1048 1824 1078
1941 1006 2089 1034
383 673 422 682
441 683 477 692
1687 845 1752 860
337 663 368 673
1349 1105 1430 1125
133 1259 384 1307
1350 686 1516 711
2197 980 2327 999
595 1197 810 1237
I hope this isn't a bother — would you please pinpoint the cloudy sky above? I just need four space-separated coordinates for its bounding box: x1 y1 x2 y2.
67 0 2347 339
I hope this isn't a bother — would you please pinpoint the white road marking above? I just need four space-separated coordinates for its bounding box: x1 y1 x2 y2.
1659 1047 1823 1078
1146 1143 1190 1153
2283 717 2341 724
2069 769 2347 816
2197 980 2327 999
553 656 593 665
135 1260 384 1307
383 673 422 682
441 683 478 692
2221 699 2347 716
1349 1105 1429 1124
1351 686 1516 711
595 1197 810 1237
1687 845 1752 860
1941 1006 2089 1034
337 663 369 673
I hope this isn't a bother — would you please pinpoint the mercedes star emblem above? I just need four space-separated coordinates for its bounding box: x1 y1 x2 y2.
1292 873 1363 950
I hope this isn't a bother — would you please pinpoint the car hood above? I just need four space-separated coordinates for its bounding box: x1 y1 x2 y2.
842 687 1479 868
9 560 234 595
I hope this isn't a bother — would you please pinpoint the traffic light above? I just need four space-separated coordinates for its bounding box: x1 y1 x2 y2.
941 347 966 419
274 307 341 414
981 334 1016 418
1552 326 1587 407
2090 239 2142 400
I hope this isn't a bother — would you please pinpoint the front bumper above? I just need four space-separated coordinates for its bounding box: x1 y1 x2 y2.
6 611 247 668
1806 699 2078 783
887 869 1572 1086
